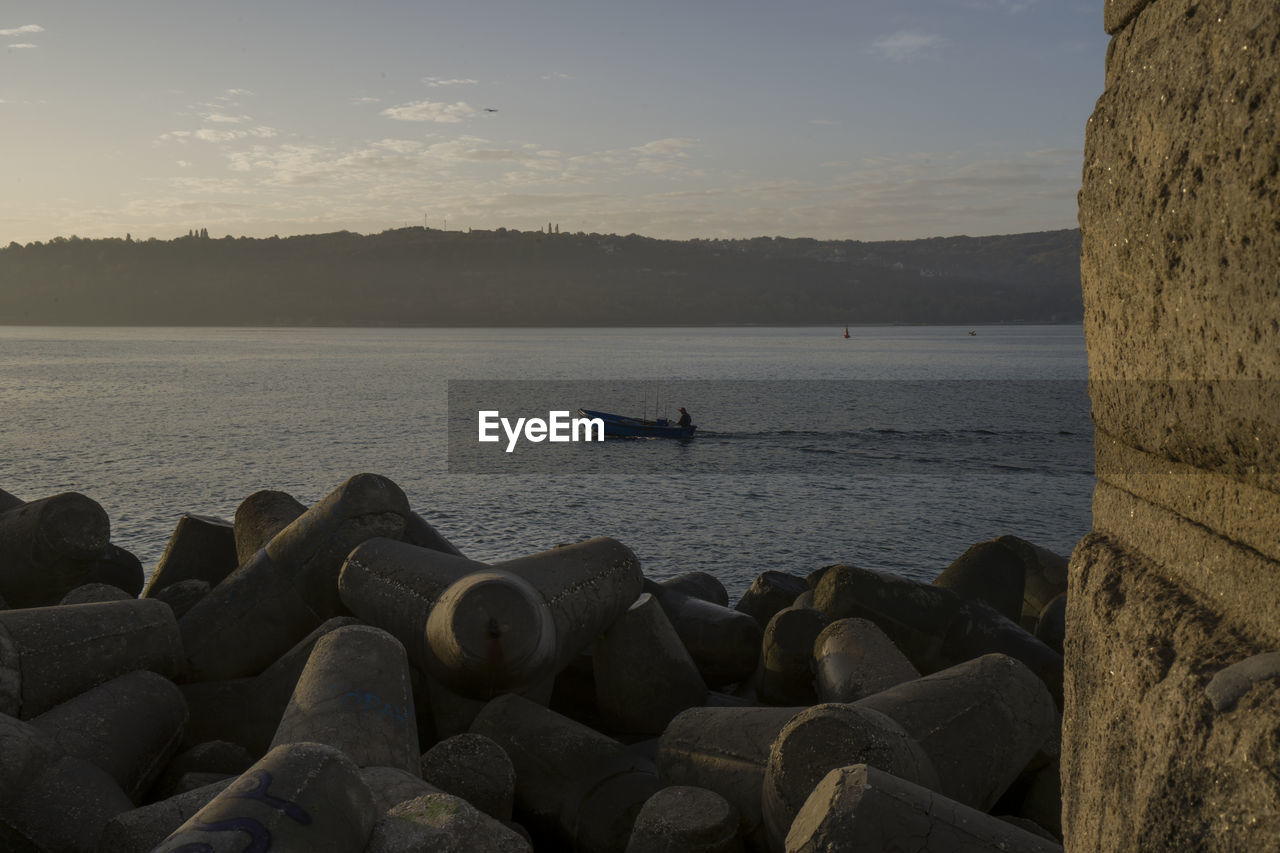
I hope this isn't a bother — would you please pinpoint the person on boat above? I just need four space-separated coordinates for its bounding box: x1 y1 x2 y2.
677 407 692 428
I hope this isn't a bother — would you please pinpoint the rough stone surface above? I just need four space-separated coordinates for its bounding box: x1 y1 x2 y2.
626 785 743 853
420 733 516 821
1063 535 1280 849
785 764 1063 853
932 539 1026 624
1071 0 1280 849
365 793 531 852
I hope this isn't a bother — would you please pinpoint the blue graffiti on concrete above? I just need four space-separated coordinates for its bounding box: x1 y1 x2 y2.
169 770 311 852
328 684 412 726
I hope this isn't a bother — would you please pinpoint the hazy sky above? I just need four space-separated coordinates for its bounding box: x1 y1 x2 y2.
1 1 1105 244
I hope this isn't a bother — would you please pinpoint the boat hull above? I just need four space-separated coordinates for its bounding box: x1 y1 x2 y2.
577 409 697 439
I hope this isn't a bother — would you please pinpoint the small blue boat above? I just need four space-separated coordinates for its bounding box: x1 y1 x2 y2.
577 408 697 439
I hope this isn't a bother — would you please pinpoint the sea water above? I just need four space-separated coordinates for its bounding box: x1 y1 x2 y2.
0 325 1091 599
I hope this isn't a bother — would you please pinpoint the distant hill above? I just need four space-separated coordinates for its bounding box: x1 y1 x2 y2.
0 227 1081 326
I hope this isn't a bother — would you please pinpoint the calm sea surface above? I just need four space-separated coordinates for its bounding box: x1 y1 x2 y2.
0 325 1092 599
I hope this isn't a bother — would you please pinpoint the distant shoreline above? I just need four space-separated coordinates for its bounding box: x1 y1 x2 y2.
0 320 1084 331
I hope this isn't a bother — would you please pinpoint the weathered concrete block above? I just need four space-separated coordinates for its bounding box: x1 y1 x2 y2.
933 539 1027 625
735 571 809 629
151 577 211 619
80 543 146 597
152 742 378 852
342 535 643 699
660 571 730 607
855 653 1056 812
645 579 763 687
756 606 828 706
143 513 238 597
271 624 419 774
471 692 660 853
152 740 255 801
995 534 1068 630
812 564 1063 704
0 598 183 719
179 473 410 681
420 732 516 821
0 712 135 852
365 793 531 852
626 785 743 853
763 703 938 851
813 617 920 703
360 765 444 812
594 592 708 734
657 705 806 851
98 777 236 853
180 615 361 754
30 669 187 803
0 491 111 608
233 488 307 566
785 764 1063 853
58 581 135 605
1034 592 1067 657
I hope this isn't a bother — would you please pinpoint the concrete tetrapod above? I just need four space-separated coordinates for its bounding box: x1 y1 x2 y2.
0 712 135 852
762 703 939 852
366 793 532 852
933 539 1028 624
98 778 236 853
734 571 809 629
58 582 134 605
785 764 1063 853
420 732 516 821
593 591 709 734
179 473 411 682
0 598 184 719
854 653 1056 811
644 579 763 687
756 606 829 706
142 513 238 598
152 741 379 852
271 624 420 774
0 491 111 608
657 705 808 852
341 535 643 699
180 615 361 754
471 692 661 853
30 669 188 803
812 564 1064 705
659 571 730 606
626 785 744 853
812 617 920 703
233 488 307 566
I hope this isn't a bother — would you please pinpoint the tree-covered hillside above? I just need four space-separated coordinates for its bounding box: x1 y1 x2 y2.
0 227 1081 326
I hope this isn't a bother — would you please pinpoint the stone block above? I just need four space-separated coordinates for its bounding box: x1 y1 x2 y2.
179 473 410 682
0 598 183 719
785 764 1063 853
152 741 379 852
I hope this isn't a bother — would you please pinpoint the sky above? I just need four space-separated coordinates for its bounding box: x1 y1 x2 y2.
0 1 1107 244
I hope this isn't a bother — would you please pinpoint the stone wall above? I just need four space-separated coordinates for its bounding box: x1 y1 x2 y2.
1068 0 1280 849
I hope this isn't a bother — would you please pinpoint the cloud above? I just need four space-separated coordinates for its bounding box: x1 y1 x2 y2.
7 43 38 49
201 113 250 124
380 100 477 123
541 71 571 81
422 77 478 88
193 126 278 142
0 24 42 36
872 31 942 61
